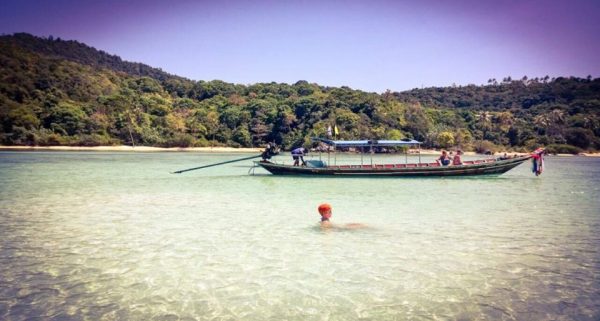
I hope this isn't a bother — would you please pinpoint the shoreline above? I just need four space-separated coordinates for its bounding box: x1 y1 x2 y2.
1 145 599 157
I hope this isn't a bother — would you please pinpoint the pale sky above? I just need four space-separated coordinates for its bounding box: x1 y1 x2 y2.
1 0 599 92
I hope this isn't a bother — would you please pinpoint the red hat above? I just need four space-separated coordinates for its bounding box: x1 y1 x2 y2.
318 203 332 214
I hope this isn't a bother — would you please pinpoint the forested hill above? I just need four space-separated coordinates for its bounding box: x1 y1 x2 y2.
2 33 183 82
1 33 599 153
394 77 599 111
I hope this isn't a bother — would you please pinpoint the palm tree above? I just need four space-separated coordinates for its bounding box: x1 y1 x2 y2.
477 111 492 127
476 111 493 138
549 109 565 124
493 111 514 132
533 114 550 135
548 109 566 138
533 109 565 139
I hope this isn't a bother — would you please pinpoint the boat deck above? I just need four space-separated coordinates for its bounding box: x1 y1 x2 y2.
255 156 529 177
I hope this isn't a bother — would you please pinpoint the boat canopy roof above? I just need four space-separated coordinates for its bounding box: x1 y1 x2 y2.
312 137 421 147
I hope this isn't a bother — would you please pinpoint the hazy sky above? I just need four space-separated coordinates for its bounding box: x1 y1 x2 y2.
1 0 599 92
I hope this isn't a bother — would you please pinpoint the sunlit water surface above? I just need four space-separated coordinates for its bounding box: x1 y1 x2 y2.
0 151 599 321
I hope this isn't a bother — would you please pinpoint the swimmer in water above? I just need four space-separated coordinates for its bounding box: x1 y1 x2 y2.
318 203 334 228
318 203 366 229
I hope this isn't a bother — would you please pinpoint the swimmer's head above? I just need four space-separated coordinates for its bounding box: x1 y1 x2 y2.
318 203 332 213
318 203 332 219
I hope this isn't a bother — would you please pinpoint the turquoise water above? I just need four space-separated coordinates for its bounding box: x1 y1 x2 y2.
0 151 599 320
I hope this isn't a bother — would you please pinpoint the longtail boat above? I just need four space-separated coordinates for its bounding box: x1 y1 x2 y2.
254 139 543 177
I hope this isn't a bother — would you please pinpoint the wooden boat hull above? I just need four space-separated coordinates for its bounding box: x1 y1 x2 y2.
255 156 531 177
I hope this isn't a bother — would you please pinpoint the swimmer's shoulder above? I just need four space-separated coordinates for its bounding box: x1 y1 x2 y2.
343 223 367 229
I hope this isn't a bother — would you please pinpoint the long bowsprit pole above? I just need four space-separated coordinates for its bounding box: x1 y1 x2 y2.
171 154 262 174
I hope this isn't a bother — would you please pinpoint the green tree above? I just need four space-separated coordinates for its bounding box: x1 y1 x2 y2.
335 109 361 138
565 128 594 149
437 131 455 148
454 128 473 149
202 110 220 145
44 101 86 136
403 103 430 142
7 105 40 130
386 129 404 140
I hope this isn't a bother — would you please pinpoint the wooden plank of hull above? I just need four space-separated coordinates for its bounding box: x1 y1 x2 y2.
256 156 530 177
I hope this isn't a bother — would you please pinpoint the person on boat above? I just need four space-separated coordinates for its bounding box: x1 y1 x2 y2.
261 143 279 161
437 150 451 166
318 203 366 230
291 147 308 166
452 150 463 165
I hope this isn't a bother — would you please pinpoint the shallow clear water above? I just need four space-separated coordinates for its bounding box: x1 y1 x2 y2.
0 151 599 321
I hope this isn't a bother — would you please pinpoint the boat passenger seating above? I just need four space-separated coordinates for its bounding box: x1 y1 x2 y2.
416 163 441 167
462 161 474 165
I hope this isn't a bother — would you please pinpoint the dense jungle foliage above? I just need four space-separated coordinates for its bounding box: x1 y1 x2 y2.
1 33 599 153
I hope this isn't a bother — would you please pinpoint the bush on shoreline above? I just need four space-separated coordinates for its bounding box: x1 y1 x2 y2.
545 144 583 155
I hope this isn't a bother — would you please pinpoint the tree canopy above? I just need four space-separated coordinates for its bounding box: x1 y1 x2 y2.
1 33 599 153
